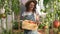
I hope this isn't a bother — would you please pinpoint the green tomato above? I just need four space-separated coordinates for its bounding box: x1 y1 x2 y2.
5 1 7 3
46 4 49 8
50 18 52 21
58 17 59 20
51 13 54 16
58 0 60 2
49 18 51 20
46 22 49 25
54 5 57 8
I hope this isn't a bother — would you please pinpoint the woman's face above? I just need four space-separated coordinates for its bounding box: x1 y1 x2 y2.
29 2 35 10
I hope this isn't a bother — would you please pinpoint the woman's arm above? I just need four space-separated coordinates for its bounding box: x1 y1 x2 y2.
35 14 41 26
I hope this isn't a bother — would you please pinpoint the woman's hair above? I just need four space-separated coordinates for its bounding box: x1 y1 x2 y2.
25 0 37 13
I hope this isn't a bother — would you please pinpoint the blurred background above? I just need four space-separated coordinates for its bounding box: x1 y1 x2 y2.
0 0 60 34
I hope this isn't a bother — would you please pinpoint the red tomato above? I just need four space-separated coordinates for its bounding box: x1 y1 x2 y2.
53 20 60 28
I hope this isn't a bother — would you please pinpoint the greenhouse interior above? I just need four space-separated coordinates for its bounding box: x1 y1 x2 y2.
0 0 60 34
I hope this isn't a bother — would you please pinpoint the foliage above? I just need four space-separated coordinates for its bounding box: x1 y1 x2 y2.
43 0 50 8
13 21 18 30
40 0 60 29
12 0 20 15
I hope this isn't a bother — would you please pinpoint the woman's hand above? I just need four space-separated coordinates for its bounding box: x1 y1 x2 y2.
36 14 40 21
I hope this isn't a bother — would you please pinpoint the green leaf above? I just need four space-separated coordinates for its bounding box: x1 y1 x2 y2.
43 0 50 7
12 0 20 15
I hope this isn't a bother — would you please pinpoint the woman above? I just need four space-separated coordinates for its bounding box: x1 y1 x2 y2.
21 0 40 34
